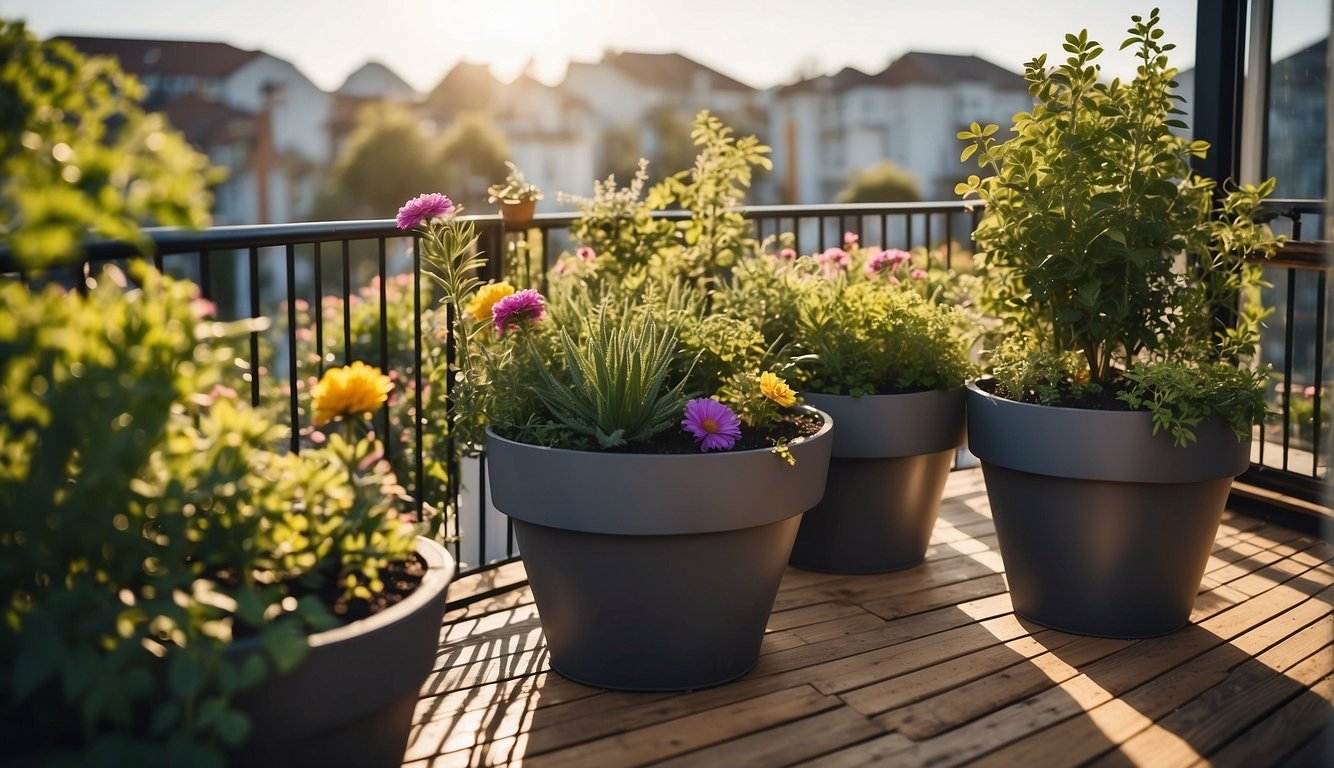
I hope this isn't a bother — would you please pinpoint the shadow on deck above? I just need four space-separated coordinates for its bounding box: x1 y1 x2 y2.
405 469 1334 767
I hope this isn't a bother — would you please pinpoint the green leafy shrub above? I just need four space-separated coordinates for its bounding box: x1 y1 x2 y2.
955 9 1285 443
0 20 218 268
0 268 418 765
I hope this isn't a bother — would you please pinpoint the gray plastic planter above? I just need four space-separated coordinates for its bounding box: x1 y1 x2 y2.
485 407 833 691
966 382 1250 638
790 390 965 573
234 537 455 767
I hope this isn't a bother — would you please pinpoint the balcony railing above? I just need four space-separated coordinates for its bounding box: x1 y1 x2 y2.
2 200 1327 594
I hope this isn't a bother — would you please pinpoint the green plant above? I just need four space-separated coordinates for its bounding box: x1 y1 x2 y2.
487 160 543 204
557 158 679 288
795 280 972 396
955 8 1284 443
529 300 691 449
0 267 419 765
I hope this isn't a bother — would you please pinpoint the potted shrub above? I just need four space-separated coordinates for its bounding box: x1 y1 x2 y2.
720 238 974 572
0 25 451 765
402 114 834 691
954 9 1284 637
487 160 543 226
0 269 453 766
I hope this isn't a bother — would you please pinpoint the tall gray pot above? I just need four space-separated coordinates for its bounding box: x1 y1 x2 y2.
233 537 454 767
485 407 833 691
790 390 965 573
967 382 1250 638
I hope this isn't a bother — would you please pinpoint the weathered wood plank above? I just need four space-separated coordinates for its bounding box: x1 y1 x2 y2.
519 685 840 768
649 705 886 768
1201 677 1334 768
969 600 1334 767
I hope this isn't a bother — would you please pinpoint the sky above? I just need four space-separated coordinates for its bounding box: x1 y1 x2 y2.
0 0 1328 93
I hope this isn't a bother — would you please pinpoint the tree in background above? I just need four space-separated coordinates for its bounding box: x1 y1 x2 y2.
314 103 443 220
836 160 922 204
437 112 510 212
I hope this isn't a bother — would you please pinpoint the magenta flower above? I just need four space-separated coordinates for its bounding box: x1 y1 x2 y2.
492 288 546 336
843 231 859 247
681 398 742 452
911 268 928 281
776 247 798 261
396 193 454 230
576 246 597 261
815 247 850 279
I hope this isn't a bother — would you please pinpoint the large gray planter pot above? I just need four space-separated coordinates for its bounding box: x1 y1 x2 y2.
234 537 455 767
790 389 965 573
967 382 1250 638
485 408 833 691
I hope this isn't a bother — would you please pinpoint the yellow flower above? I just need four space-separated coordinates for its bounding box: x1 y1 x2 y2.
311 362 393 427
465 281 516 322
759 371 797 408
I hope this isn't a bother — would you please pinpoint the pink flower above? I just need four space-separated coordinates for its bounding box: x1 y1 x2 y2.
776 247 798 261
911 268 928 281
844 231 859 247
815 247 850 279
576 246 597 261
681 398 741 452
492 289 546 336
396 193 454 230
864 248 911 278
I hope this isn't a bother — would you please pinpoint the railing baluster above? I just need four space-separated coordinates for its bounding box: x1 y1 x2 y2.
248 247 261 408
285 243 300 454
313 242 324 376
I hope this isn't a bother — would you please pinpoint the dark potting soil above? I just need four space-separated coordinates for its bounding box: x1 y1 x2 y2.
605 410 825 456
978 376 1138 412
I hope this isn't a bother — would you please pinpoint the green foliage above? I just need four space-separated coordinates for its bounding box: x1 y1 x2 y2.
955 9 1284 440
487 160 542 204
794 280 973 397
835 161 922 204
1119 361 1269 447
0 266 418 762
315 103 445 220
527 301 691 449
558 158 679 289
987 334 1090 406
0 20 218 269
647 111 773 286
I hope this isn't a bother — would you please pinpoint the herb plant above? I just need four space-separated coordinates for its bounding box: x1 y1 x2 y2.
955 8 1284 443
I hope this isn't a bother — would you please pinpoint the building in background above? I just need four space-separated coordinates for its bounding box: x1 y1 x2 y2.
59 36 332 224
771 52 1031 204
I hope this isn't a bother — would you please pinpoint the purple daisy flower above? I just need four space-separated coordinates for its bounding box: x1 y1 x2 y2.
681 398 742 452
492 288 546 336
396 193 454 230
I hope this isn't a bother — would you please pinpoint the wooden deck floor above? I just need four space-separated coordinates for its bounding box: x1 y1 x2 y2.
407 468 1334 768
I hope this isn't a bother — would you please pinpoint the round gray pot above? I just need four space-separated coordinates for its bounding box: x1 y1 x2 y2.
233 537 455 767
485 407 833 691
966 382 1250 638
790 390 965 573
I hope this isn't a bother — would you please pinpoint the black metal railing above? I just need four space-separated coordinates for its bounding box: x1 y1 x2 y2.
2 200 1326 586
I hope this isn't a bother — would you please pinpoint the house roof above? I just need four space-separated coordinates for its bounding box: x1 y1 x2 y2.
880 52 1027 91
337 61 417 99
158 92 254 147
600 51 755 92
57 35 261 78
778 52 1026 96
424 61 500 115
